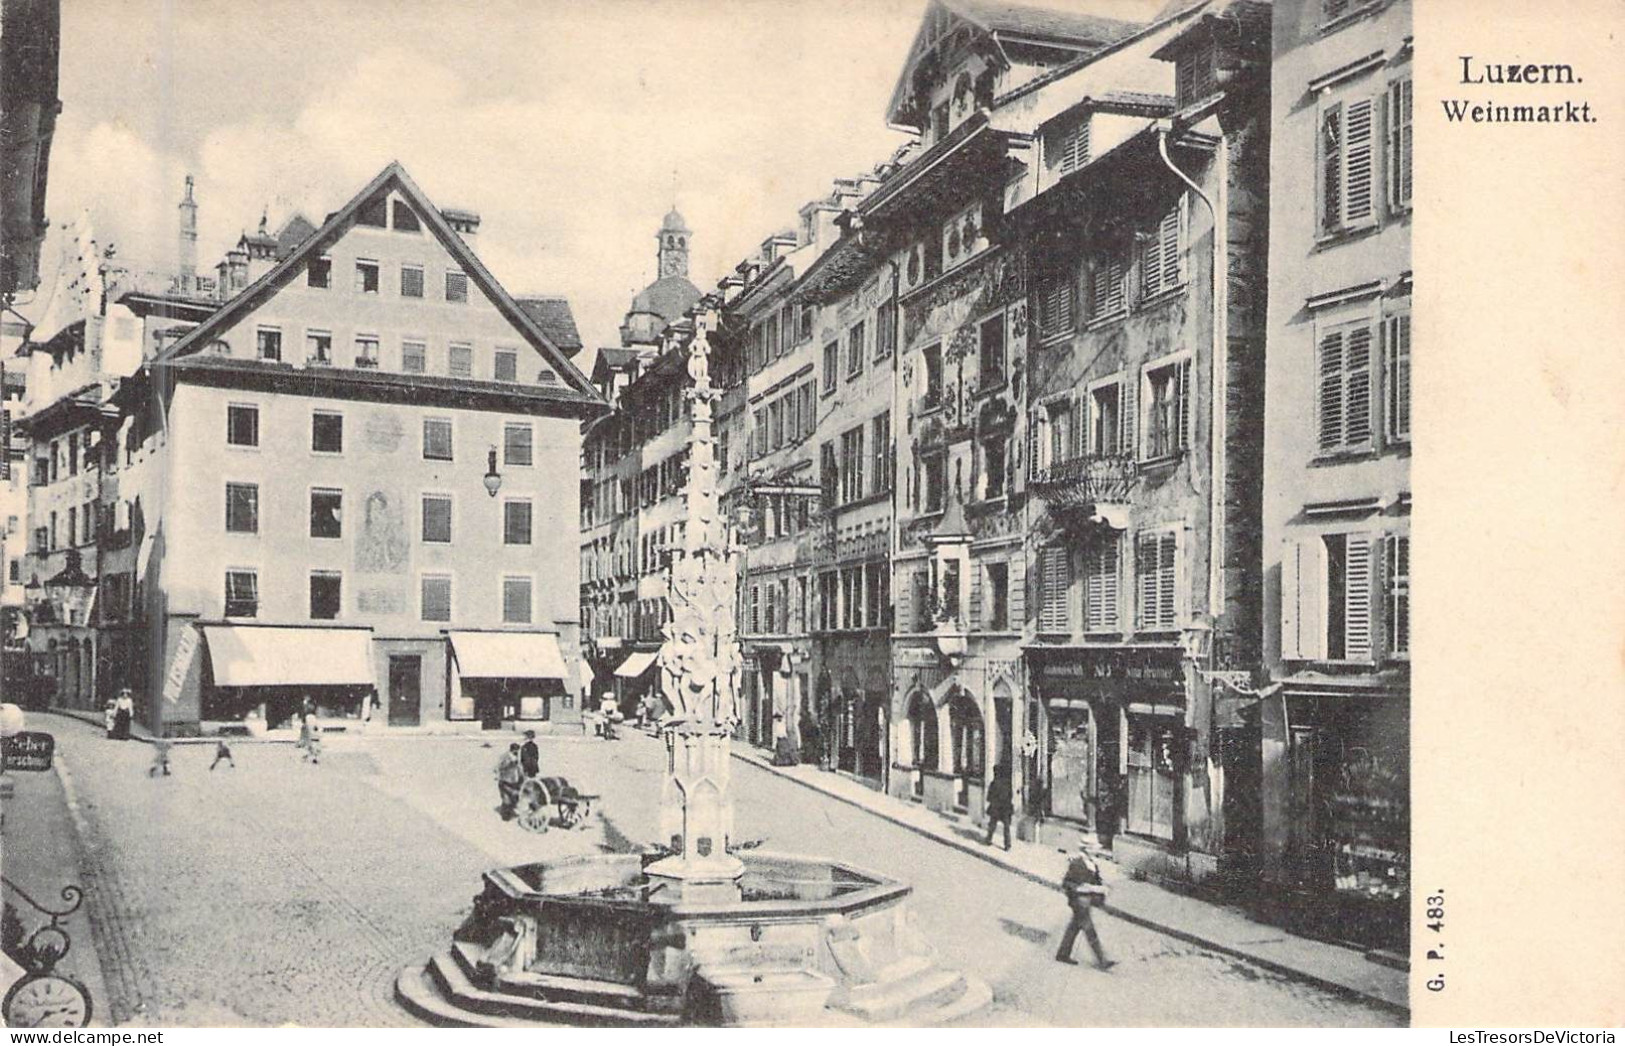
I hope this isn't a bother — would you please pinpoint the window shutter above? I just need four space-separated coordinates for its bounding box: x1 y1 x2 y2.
1343 533 1375 661
1386 533 1410 656
1160 207 1182 291
1176 358 1193 450
1343 97 1376 224
1280 538 1302 660
1386 313 1411 442
1159 532 1178 629
1093 259 1124 318
1317 329 1346 451
1300 537 1329 659
1135 533 1155 631
1321 103 1343 232
1142 226 1164 300
1388 79 1414 209
1120 370 1137 460
1085 538 1119 632
1040 547 1069 633
1345 324 1374 447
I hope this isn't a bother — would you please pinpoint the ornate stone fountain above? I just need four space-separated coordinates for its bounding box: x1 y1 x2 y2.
398 313 989 1027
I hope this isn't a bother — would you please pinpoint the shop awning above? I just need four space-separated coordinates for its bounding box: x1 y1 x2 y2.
203 626 374 688
614 650 658 679
449 631 567 680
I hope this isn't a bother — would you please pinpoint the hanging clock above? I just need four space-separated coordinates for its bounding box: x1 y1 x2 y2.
3 971 93 1028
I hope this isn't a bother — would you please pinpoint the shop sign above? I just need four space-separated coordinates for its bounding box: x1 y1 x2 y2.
162 627 200 705
2 731 54 772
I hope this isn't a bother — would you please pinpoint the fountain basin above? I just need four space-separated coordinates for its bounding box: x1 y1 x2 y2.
399 849 989 1026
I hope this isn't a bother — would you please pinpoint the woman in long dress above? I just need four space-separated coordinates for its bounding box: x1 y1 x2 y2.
112 690 134 740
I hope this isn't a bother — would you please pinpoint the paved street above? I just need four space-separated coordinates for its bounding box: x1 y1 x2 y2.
28 715 1397 1027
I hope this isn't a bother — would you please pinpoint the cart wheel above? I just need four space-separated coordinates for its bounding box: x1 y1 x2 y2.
517 779 553 833
577 799 592 823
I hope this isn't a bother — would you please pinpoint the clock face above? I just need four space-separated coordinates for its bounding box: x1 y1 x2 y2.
4 973 92 1028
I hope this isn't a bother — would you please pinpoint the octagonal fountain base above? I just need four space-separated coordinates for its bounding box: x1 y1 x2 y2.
397 850 991 1027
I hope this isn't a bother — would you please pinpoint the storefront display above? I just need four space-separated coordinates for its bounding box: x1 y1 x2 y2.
1324 742 1408 902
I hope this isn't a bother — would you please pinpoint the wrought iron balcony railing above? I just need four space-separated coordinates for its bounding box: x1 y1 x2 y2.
1029 454 1137 512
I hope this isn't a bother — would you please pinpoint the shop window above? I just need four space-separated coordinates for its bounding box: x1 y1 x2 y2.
227 403 259 448
309 488 343 539
225 570 259 618
225 482 259 534
309 571 342 620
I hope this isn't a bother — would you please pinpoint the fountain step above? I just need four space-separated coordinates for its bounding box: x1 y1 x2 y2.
397 962 538 1029
418 951 682 1027
449 940 646 1005
836 964 975 1024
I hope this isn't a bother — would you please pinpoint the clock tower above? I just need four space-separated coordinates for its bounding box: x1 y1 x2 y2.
657 207 691 279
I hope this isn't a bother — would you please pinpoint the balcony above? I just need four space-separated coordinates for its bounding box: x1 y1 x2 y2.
1029 454 1137 514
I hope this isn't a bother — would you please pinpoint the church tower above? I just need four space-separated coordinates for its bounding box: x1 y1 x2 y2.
657 208 691 279
177 174 199 293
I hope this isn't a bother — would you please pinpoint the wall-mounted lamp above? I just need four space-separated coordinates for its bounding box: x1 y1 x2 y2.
483 446 502 498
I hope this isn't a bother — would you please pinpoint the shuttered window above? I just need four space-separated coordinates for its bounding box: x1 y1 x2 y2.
1317 323 1374 453
1084 534 1120 633
1141 203 1184 300
1145 358 1193 459
1385 312 1411 443
1386 534 1410 657
421 575 452 623
1135 531 1179 632
1321 97 1376 233
1387 78 1413 210
1036 275 1075 339
1059 119 1090 176
1038 546 1071 634
1090 257 1126 321
1324 532 1375 661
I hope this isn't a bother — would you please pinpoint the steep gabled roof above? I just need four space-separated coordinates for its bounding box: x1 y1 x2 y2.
944 0 1141 48
886 0 1142 127
154 161 600 403
515 296 583 357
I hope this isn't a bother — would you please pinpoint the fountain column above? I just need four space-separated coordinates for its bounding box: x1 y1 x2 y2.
645 310 746 904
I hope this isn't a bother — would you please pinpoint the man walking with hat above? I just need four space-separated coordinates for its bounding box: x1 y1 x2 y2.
1055 844 1116 970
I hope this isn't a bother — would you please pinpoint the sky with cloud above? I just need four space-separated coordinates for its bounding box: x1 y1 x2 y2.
43 0 1162 362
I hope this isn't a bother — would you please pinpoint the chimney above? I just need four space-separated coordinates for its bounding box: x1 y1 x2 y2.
177 175 198 293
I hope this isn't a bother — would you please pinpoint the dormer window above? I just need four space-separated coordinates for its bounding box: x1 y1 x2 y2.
1055 117 1090 177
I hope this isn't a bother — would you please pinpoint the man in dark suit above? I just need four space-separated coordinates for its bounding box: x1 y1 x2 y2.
1056 846 1115 970
520 730 540 779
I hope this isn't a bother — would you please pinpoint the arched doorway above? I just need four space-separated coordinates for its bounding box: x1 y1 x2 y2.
904 690 937 798
948 689 985 811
